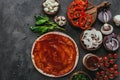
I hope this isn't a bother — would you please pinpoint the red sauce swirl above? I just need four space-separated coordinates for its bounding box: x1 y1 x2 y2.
32 33 77 76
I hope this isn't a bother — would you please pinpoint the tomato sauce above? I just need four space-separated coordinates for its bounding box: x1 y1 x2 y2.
32 34 77 76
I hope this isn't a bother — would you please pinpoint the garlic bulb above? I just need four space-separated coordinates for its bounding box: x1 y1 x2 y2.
81 29 103 49
101 23 113 35
54 16 66 26
113 15 120 26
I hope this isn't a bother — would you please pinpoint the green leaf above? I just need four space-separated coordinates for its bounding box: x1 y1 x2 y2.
30 26 40 32
30 15 65 36
35 19 47 25
34 15 49 21
34 15 49 25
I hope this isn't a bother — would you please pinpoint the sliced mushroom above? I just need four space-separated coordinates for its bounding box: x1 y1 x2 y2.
101 23 113 35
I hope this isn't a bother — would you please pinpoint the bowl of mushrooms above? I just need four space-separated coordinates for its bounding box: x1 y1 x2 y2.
42 0 59 15
80 28 103 51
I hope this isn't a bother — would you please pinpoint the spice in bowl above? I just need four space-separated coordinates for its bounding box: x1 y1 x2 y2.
42 0 59 15
83 53 99 71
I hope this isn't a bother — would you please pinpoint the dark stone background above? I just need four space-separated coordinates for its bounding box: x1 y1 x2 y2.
0 0 120 80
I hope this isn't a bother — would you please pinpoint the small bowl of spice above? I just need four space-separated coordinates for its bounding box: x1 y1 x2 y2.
103 33 120 51
70 71 92 80
83 53 99 71
42 0 59 15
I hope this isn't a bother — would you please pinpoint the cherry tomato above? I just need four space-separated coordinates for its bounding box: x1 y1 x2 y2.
109 74 115 79
113 53 118 59
104 75 108 80
109 68 115 73
114 70 119 76
100 63 104 67
100 71 105 76
113 64 118 70
104 56 109 61
104 62 110 67
107 54 113 59
99 57 103 63
109 59 115 64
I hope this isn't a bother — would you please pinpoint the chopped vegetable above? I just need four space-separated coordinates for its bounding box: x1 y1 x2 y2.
81 28 103 49
30 15 65 35
67 0 93 30
72 73 89 80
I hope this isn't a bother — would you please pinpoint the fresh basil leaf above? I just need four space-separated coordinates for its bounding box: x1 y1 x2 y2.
35 19 47 25
30 26 40 32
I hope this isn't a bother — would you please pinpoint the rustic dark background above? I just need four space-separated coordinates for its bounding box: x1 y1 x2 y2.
0 0 120 80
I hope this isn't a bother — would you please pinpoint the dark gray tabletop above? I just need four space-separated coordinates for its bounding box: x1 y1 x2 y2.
0 0 120 80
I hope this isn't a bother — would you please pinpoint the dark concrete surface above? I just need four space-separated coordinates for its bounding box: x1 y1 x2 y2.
0 0 120 80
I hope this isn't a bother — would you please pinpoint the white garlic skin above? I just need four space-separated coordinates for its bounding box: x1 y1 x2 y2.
113 15 120 26
54 16 66 26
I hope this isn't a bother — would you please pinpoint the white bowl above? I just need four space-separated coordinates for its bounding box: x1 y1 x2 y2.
31 31 79 77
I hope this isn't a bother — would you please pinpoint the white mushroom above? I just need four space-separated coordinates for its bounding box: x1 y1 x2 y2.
101 23 113 35
113 15 120 26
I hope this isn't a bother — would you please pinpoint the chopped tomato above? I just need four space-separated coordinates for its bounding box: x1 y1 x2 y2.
67 0 93 30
